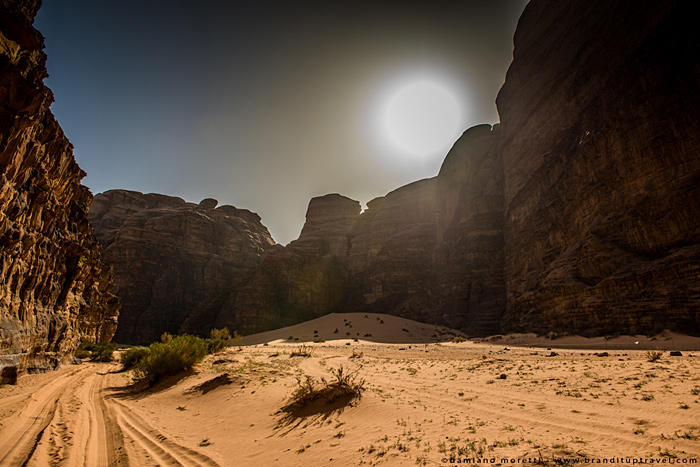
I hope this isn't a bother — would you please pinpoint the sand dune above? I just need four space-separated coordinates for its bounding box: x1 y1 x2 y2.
1 314 699 466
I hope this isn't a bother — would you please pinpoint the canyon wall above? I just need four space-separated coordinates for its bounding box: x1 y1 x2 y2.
90 125 503 340
88 190 275 344
90 0 699 341
496 0 700 335
0 0 119 376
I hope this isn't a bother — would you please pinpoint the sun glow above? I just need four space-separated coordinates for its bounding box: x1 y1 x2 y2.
382 79 462 157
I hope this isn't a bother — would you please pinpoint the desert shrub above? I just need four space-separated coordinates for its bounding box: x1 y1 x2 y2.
210 327 231 340
77 342 117 362
281 365 365 412
134 334 208 384
207 328 239 352
453 336 467 343
121 346 150 369
74 348 92 359
289 344 312 358
646 349 663 362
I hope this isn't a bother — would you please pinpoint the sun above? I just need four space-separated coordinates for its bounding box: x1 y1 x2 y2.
383 80 462 157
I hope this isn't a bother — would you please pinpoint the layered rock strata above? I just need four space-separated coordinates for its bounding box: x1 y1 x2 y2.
0 0 119 375
496 0 700 335
88 190 275 344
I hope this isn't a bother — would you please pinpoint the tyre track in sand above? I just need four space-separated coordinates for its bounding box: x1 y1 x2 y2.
0 362 218 466
109 398 219 467
0 365 86 466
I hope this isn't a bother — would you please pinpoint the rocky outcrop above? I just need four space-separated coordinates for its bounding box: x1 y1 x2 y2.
496 0 700 335
0 1 119 375
88 190 275 344
434 124 505 335
218 194 361 334
90 0 700 341
216 126 503 336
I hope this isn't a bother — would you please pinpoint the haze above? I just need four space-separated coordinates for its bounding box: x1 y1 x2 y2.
35 0 528 245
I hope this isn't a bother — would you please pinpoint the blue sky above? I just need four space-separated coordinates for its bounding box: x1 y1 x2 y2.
36 0 527 244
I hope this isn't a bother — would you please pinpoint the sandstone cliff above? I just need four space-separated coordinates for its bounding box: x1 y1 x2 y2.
0 0 119 376
496 0 700 335
88 190 275 344
90 0 699 341
216 125 503 336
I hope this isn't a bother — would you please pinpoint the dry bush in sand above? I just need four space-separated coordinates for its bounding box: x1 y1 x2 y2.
289 344 313 358
281 365 365 412
646 349 663 362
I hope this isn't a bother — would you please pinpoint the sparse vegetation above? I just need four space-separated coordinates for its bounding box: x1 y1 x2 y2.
453 336 467 343
289 344 313 358
281 365 365 413
646 349 663 362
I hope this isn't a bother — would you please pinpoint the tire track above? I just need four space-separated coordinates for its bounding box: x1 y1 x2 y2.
0 366 85 466
109 398 219 467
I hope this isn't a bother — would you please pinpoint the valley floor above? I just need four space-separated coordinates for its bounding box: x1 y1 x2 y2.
2 317 700 466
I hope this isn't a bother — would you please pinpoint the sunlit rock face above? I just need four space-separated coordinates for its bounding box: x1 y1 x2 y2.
496 0 700 335
0 1 119 374
88 190 275 344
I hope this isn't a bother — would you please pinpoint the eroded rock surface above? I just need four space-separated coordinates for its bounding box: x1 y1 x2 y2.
88 190 275 344
496 0 700 335
0 0 119 374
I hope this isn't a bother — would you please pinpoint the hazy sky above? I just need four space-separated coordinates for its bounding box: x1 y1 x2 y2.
35 1 528 244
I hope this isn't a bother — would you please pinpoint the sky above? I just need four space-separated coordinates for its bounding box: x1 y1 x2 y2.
35 1 528 245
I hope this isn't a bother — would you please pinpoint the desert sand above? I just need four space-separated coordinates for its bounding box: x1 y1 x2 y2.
1 312 699 466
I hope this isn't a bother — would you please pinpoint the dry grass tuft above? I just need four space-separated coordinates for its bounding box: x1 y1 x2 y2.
281 365 365 413
646 349 663 362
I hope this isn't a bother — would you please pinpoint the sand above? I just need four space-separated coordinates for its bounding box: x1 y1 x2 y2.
1 312 699 466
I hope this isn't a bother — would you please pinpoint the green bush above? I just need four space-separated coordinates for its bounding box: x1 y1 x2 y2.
210 327 231 341
204 338 226 353
134 334 208 384
76 342 117 362
121 346 150 369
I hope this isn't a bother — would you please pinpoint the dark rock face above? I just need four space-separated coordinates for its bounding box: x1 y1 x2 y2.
434 124 505 335
496 0 700 335
218 127 503 336
0 1 119 374
89 0 700 341
219 194 361 334
88 190 275 344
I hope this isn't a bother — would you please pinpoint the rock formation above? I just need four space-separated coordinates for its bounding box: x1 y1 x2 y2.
213 126 503 336
496 0 700 335
88 190 275 344
0 0 119 376
90 0 699 341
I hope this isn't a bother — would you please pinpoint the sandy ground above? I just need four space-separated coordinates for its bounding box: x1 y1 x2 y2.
1 312 699 466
